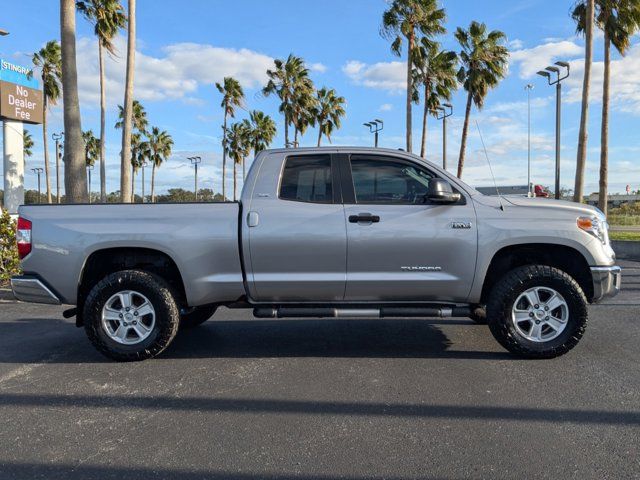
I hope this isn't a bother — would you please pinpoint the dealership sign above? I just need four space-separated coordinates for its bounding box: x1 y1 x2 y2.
0 59 43 124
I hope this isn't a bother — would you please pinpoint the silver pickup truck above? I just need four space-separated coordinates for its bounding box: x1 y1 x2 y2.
11 147 621 361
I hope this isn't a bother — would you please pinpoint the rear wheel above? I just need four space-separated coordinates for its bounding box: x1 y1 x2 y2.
487 265 588 359
180 305 217 329
83 270 180 361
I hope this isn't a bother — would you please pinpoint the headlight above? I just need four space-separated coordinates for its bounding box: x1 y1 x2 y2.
577 215 608 244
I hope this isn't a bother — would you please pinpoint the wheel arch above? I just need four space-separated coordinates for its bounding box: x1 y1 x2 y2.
480 243 593 304
76 247 187 326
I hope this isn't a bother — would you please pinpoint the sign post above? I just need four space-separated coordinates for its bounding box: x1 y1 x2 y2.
0 59 43 214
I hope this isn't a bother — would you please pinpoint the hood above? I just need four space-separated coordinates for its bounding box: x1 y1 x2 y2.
503 196 604 218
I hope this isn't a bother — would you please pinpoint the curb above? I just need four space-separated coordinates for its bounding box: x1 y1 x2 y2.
612 240 640 261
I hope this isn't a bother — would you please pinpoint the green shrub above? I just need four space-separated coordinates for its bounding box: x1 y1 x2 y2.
0 208 20 285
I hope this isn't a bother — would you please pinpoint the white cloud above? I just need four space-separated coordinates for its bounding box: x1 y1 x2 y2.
509 39 583 78
379 103 393 112
309 62 327 73
75 36 275 107
342 60 405 92
508 39 524 50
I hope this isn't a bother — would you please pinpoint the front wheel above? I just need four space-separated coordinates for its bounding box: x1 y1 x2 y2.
83 270 180 361
487 265 588 359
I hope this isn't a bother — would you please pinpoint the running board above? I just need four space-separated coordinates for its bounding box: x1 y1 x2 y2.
253 306 471 319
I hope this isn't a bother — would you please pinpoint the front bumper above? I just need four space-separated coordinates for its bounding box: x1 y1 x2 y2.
590 266 622 303
10 275 61 305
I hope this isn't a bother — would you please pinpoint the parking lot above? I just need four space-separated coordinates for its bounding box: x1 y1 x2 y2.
0 260 638 480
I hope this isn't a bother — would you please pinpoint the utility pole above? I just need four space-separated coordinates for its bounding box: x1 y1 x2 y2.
52 132 64 203
433 104 453 170
31 168 43 203
87 165 94 203
363 119 383 147
525 85 534 197
537 62 569 200
188 156 202 201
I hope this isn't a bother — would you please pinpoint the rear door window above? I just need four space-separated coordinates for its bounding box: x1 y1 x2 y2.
279 155 334 204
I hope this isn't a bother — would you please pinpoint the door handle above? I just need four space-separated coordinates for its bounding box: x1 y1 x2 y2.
348 213 380 223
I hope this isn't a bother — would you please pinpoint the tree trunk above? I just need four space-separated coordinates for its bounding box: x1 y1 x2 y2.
598 35 611 216
233 160 237 201
284 112 289 147
42 95 52 203
420 82 430 158
120 0 135 203
151 162 156 203
60 0 87 203
317 126 322 147
99 41 107 203
242 157 245 180
457 92 473 179
294 127 299 146
222 112 227 200
573 0 594 203
405 31 414 153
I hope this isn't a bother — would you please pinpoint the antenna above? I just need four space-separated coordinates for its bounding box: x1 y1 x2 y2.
475 120 505 211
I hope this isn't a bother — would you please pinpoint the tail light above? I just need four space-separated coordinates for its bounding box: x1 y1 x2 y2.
16 217 32 259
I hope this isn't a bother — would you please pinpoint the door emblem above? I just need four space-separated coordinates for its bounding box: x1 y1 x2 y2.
451 221 472 229
401 266 442 272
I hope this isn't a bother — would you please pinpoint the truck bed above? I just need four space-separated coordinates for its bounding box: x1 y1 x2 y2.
18 202 245 306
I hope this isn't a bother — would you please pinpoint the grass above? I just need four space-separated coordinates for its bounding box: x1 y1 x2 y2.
609 231 640 241
608 215 640 227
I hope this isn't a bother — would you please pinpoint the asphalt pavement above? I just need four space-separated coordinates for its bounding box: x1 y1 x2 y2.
0 261 638 480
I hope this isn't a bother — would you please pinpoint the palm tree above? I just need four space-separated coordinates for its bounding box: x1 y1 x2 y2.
291 82 316 145
573 0 640 214
120 0 136 203
82 130 100 167
60 0 88 203
263 54 313 147
381 0 446 153
129 132 143 202
246 111 277 154
32 40 62 204
573 0 595 204
23 131 34 160
77 0 126 203
215 77 244 201
455 21 508 178
312 87 346 146
115 99 148 132
143 127 173 203
225 122 251 201
413 39 457 158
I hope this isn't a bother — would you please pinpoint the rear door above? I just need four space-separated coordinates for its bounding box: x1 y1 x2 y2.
341 153 477 302
245 153 347 302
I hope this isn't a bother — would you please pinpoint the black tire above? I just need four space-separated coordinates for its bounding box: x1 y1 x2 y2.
83 270 180 361
486 265 588 359
469 305 487 324
179 305 217 329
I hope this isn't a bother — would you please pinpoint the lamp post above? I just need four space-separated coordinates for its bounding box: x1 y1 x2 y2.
363 119 383 147
285 141 299 148
52 132 64 203
31 168 43 203
525 84 534 197
86 165 94 203
433 104 453 170
537 61 569 200
188 156 202 201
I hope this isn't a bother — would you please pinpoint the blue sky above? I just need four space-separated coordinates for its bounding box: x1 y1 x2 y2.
1 0 639 196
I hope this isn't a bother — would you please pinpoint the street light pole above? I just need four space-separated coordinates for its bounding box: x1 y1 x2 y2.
31 168 43 203
433 104 453 170
52 132 64 203
87 165 94 203
189 156 202 201
525 85 534 197
537 61 569 200
363 119 383 147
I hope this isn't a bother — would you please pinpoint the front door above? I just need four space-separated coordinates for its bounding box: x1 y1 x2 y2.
342 154 477 302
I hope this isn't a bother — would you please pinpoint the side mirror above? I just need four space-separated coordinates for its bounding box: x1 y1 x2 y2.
427 178 461 204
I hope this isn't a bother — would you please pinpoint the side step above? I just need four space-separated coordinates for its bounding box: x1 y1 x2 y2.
253 306 471 319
